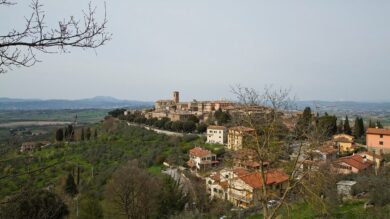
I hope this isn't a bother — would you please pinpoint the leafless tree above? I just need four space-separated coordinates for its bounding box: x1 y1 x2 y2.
230 85 330 219
105 160 160 219
0 0 111 73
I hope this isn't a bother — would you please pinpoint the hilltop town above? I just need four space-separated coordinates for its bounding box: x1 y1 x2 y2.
2 90 390 218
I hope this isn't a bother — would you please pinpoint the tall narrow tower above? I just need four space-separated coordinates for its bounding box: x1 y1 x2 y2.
173 91 180 103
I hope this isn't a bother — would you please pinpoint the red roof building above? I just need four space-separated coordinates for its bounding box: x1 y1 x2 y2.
187 147 218 170
332 154 374 174
366 128 390 153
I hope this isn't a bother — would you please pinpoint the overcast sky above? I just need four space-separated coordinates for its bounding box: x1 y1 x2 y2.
1 0 389 102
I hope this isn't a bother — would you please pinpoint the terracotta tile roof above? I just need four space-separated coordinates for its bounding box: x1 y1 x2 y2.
233 168 250 177
335 154 373 170
333 134 354 143
333 137 353 143
366 128 390 136
189 147 213 157
233 148 258 158
241 161 261 168
208 125 227 130
317 146 338 154
239 169 289 189
229 126 256 132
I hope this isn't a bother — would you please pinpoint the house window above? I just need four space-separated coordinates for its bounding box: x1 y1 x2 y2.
380 141 384 145
213 188 218 192
380 134 384 138
208 180 212 184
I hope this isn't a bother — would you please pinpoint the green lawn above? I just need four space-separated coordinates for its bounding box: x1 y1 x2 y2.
0 109 109 124
148 165 163 175
246 201 371 219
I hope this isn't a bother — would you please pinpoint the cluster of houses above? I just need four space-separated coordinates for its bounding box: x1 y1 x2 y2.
186 125 289 208
185 123 390 208
300 130 389 175
187 145 288 209
145 91 235 122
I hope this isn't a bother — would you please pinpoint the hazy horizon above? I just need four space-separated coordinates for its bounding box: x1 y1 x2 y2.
3 94 390 104
1 1 390 102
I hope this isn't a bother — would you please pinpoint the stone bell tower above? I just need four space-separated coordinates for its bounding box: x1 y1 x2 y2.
173 91 180 103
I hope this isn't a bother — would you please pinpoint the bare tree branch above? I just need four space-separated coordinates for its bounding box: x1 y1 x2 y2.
0 0 16 6
0 0 111 73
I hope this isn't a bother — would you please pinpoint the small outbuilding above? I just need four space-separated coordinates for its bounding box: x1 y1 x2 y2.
337 180 357 197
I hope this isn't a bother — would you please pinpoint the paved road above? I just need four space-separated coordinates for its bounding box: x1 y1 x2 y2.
127 122 205 138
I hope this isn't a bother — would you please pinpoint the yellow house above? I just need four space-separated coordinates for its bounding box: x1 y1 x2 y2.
205 168 289 209
227 126 256 151
333 134 355 154
228 169 289 208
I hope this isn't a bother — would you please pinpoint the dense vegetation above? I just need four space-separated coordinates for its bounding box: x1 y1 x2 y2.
0 117 212 218
111 110 209 134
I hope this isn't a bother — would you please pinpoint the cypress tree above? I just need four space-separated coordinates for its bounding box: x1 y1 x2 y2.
67 125 74 141
64 127 69 140
56 128 64 142
369 119 375 128
353 117 361 138
343 115 352 135
80 128 85 141
64 173 78 197
376 121 384 128
86 127 91 140
337 120 344 134
359 118 365 135
94 129 98 139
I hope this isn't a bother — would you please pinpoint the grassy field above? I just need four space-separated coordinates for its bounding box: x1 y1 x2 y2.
0 109 109 124
245 200 390 219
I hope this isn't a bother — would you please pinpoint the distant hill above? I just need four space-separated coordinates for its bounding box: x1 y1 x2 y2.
0 96 153 110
